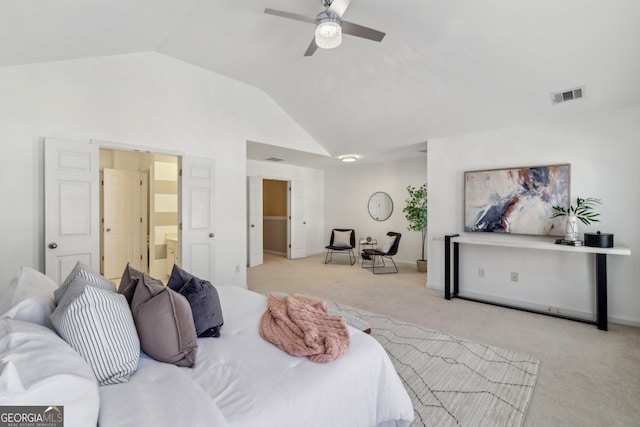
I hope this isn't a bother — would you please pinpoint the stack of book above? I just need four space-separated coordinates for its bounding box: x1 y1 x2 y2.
555 239 584 246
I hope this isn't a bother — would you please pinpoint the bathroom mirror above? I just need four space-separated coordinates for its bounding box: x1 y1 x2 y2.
368 192 393 221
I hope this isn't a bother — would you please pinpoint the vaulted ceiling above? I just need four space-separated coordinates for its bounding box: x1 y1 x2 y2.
1 0 639 161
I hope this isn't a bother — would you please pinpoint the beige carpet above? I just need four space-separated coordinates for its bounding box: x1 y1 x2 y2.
248 253 640 427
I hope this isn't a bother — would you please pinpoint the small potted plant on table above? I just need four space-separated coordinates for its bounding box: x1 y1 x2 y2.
551 197 601 241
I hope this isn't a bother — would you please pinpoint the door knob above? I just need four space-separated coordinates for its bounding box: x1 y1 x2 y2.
48 242 58 249
250 224 255 228
105 228 111 232
209 233 215 238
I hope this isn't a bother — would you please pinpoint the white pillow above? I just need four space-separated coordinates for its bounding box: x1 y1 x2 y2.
332 230 352 248
99 354 229 427
0 267 57 327
55 261 116 304
380 235 397 253
0 318 100 427
51 278 140 386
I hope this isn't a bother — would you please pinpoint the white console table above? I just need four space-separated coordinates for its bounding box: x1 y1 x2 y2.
444 234 631 331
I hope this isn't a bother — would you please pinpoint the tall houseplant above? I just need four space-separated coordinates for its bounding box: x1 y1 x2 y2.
403 184 428 272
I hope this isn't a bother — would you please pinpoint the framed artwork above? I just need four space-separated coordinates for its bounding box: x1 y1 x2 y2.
464 164 570 236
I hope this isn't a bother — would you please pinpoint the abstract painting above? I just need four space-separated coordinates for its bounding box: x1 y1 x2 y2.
464 164 570 236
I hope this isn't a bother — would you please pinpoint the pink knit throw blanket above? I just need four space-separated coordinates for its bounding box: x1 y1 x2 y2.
259 294 351 363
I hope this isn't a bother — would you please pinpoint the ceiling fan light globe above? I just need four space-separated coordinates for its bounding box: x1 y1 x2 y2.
315 19 342 49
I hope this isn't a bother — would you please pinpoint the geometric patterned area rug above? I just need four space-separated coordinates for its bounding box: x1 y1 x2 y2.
325 301 541 427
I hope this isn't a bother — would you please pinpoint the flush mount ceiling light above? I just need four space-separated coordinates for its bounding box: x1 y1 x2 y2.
314 15 342 49
341 155 358 162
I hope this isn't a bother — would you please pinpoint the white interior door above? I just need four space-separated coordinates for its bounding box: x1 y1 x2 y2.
288 180 306 259
180 156 215 281
103 168 142 278
45 138 99 283
247 176 264 267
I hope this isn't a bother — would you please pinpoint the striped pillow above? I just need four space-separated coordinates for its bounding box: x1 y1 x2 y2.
55 261 116 305
51 278 140 385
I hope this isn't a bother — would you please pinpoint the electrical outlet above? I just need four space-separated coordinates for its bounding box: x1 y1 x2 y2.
510 272 519 282
478 268 485 278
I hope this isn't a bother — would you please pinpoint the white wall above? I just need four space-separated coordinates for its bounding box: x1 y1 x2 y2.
324 157 428 265
0 52 327 288
246 160 325 256
427 106 640 326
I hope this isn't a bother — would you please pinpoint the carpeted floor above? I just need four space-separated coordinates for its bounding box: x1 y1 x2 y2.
326 300 539 427
248 253 640 427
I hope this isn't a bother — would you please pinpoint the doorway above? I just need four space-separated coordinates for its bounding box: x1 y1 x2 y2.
247 177 306 267
263 179 288 257
99 148 179 280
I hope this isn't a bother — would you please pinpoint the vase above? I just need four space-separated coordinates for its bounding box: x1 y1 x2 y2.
564 214 579 241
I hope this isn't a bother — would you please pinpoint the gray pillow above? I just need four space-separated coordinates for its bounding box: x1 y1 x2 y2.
55 261 116 305
131 274 198 367
332 230 352 248
117 263 145 306
51 277 140 386
380 235 396 253
167 265 224 338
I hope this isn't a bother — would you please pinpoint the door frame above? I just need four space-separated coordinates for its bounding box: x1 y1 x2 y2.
93 139 184 278
247 175 305 262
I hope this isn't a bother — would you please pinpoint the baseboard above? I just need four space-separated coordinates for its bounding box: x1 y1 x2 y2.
426 283 640 328
264 250 286 256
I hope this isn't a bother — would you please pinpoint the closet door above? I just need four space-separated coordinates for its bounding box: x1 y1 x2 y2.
288 180 306 259
180 156 215 281
247 176 263 267
102 168 142 279
44 138 99 283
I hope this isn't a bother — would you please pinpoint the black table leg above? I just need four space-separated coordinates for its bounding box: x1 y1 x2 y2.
445 236 452 300
444 235 459 300
596 253 608 331
454 242 459 296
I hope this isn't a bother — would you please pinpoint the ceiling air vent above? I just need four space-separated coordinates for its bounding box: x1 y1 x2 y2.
265 157 284 162
551 86 585 105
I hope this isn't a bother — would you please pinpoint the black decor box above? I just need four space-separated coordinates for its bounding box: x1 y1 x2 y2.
584 232 614 248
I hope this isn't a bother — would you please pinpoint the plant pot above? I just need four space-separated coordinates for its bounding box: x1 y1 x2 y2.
416 259 427 273
564 214 579 241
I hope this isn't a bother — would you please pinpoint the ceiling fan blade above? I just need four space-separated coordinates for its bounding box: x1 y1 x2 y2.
264 8 316 25
341 21 385 42
303 38 319 57
327 0 351 18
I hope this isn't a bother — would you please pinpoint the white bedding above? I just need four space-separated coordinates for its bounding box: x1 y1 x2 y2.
185 285 414 427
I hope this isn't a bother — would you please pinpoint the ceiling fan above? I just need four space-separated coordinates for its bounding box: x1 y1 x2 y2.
264 0 385 56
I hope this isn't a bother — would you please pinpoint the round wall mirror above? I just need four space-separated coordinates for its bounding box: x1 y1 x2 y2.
368 192 393 221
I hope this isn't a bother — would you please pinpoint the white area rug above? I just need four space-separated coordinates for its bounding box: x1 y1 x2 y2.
326 301 540 427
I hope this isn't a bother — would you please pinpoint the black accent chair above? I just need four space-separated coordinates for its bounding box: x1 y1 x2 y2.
361 232 402 274
324 229 356 265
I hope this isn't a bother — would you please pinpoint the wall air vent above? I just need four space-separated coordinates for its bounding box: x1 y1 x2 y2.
265 157 284 162
551 86 585 105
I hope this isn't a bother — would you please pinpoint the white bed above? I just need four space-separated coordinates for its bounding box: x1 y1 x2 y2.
1 267 414 427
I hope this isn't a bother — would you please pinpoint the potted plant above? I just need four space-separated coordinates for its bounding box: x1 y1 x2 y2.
403 184 428 272
551 197 601 241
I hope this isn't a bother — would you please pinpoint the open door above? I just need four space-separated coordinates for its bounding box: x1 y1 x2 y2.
180 156 215 281
102 168 142 278
247 176 264 267
44 138 99 283
288 180 306 259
